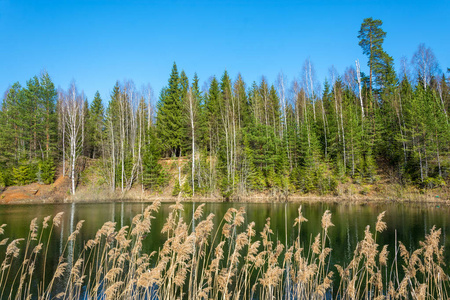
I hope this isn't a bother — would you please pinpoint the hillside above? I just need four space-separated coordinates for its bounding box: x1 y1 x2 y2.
1 157 448 205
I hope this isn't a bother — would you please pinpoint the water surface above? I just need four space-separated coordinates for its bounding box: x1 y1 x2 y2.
0 201 448 296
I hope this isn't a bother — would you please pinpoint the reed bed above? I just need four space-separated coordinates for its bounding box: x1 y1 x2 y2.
0 201 448 299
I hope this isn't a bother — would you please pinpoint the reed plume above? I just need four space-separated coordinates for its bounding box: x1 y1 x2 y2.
0 203 447 300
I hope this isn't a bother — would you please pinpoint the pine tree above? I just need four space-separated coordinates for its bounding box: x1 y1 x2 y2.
358 17 387 96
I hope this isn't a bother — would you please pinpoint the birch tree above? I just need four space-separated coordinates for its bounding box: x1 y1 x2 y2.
187 87 196 195
57 90 66 177
411 43 439 89
303 59 316 121
63 82 83 194
356 59 365 120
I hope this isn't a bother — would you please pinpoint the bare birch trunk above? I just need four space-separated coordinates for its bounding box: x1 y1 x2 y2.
188 88 196 196
305 59 316 122
356 60 365 121
110 119 116 191
339 90 346 171
64 83 83 195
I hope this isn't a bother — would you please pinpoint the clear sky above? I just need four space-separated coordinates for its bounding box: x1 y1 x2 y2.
1 0 449 104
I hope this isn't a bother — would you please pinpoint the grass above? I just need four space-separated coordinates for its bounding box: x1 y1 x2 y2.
0 201 448 299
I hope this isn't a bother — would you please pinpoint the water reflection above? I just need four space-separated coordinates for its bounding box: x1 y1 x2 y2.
0 201 449 294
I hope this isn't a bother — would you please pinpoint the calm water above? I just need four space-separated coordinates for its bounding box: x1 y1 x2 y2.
0 201 449 296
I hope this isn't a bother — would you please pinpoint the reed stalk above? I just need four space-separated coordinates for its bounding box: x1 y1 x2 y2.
0 203 448 299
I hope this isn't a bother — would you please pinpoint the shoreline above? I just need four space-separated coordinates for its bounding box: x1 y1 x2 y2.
2 193 449 206
1 175 449 206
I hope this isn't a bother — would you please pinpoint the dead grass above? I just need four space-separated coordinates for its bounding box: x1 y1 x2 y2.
0 202 448 299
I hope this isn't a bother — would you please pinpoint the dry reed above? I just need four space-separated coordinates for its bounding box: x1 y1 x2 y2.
0 202 448 299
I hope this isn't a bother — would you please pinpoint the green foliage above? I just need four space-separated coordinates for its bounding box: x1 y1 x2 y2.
242 121 286 191
38 159 56 184
204 76 221 152
0 170 5 189
422 177 446 189
1 34 449 197
360 185 371 195
156 63 185 157
181 180 192 197
358 17 388 93
0 168 13 187
86 91 104 159
0 72 57 166
142 130 168 191
172 181 181 196
13 161 35 185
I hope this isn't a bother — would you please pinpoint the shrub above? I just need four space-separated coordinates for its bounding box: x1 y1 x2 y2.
172 180 181 196
39 159 56 184
13 162 34 185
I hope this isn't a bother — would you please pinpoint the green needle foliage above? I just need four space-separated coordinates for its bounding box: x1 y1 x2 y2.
0 19 448 198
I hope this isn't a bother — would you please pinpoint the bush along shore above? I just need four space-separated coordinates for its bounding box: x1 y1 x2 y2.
1 167 449 205
0 201 448 299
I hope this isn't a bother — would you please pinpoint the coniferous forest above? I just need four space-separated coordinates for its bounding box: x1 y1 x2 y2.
1 18 449 199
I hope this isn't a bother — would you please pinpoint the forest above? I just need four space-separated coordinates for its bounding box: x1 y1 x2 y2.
0 18 449 199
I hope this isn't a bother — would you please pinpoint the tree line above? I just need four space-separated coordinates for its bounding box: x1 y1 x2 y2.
0 18 449 197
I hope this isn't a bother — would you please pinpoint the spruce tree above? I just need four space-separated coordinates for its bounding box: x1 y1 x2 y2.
192 73 207 150
0 83 22 165
39 72 57 159
268 85 281 131
205 76 221 152
156 63 184 157
23 76 42 160
87 91 104 159
142 128 167 190
104 82 121 190
234 74 250 128
179 70 192 152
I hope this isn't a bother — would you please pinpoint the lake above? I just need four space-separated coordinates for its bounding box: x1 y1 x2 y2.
0 201 449 298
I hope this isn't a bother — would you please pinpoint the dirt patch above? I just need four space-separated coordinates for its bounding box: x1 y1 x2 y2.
0 176 71 204
1 189 32 203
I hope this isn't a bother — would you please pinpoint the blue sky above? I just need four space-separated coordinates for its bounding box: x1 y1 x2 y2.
1 0 449 104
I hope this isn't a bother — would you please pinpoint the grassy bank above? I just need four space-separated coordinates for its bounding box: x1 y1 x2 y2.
0 201 448 299
1 156 449 205
1 174 449 206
